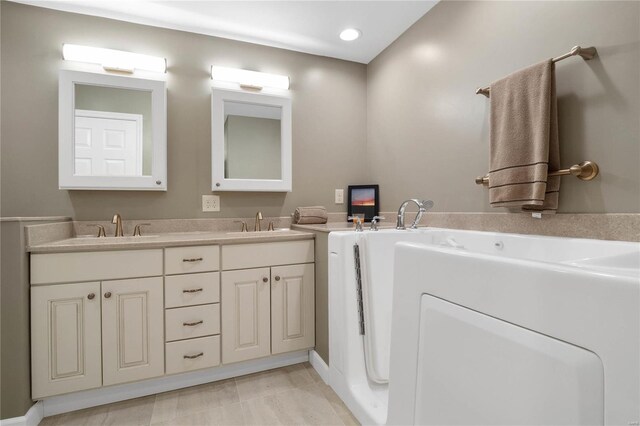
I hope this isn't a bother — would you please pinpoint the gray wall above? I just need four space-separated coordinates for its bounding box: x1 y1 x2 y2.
0 218 71 419
0 1 367 220
367 1 640 213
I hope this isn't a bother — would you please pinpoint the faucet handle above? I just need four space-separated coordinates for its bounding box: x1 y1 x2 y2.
90 224 106 238
234 220 248 232
268 221 275 231
347 216 364 232
133 223 151 237
370 216 386 231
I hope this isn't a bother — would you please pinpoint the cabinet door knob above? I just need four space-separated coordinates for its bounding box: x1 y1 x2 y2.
87 293 95 300
104 292 112 299
262 277 269 283
274 276 281 281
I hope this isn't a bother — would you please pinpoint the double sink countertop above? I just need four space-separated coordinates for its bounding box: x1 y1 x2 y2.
24 215 401 254
26 217 316 254
28 230 315 253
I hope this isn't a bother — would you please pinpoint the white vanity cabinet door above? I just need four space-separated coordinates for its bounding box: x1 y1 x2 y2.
101 277 164 386
221 268 271 364
271 264 315 354
31 282 102 398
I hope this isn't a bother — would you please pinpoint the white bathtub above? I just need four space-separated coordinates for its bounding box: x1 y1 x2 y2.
329 229 432 425
328 228 639 425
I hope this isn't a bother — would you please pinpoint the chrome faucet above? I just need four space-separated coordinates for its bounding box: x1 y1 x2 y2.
348 216 363 232
370 216 385 231
396 199 434 230
254 211 263 232
112 213 124 237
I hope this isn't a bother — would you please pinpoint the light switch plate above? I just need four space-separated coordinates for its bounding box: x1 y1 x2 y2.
202 195 220 212
335 189 344 204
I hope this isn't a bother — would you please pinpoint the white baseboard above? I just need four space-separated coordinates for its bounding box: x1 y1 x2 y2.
0 401 44 426
41 350 309 417
308 350 329 384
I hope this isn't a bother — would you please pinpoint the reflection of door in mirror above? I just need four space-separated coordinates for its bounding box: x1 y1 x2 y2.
74 110 142 176
223 101 282 180
74 84 152 176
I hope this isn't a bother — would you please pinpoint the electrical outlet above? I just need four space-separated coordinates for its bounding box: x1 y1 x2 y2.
335 189 344 204
202 195 220 212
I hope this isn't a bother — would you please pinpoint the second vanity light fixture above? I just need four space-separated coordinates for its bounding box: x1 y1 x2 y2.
210 66 290 91
62 44 167 74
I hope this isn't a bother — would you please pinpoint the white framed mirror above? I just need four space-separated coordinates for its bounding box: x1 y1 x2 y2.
211 88 292 192
59 70 167 190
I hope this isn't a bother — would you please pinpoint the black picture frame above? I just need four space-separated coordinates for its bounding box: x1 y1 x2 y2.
347 185 380 223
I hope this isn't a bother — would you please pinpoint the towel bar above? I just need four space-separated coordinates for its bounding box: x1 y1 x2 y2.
475 46 597 97
475 161 599 186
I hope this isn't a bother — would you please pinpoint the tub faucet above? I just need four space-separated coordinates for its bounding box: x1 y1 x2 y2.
348 216 363 232
396 199 434 230
112 213 124 237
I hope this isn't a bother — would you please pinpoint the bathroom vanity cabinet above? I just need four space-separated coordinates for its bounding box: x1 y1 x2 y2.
29 239 314 400
31 249 165 398
221 240 315 364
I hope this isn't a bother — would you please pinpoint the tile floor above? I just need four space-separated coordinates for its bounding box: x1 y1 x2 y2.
40 363 359 426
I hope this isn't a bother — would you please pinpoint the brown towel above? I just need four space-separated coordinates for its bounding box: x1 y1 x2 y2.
293 206 328 224
488 59 561 212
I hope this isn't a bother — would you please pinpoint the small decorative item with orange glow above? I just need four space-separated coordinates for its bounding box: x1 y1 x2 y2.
347 185 379 223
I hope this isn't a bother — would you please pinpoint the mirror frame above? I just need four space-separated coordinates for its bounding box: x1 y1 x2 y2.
211 88 292 192
59 70 167 190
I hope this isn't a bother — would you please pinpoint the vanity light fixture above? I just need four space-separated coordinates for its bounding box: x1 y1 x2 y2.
339 28 361 41
62 44 167 74
210 66 290 90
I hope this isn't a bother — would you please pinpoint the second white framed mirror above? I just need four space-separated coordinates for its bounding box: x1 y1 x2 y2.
211 88 292 192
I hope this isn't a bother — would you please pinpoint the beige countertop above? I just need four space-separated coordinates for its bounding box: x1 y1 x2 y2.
28 229 314 253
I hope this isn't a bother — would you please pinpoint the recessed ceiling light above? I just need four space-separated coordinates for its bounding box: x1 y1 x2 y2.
339 28 361 41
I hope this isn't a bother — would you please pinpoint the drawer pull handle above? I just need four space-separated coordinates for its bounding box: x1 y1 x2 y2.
183 320 204 327
183 257 204 263
183 352 204 359
183 288 204 293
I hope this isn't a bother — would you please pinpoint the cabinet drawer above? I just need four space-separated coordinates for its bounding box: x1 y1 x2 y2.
222 240 314 270
165 246 220 275
165 272 220 308
165 304 220 342
166 335 220 375
31 250 163 284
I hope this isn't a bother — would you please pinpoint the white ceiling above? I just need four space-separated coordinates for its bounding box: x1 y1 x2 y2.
13 1 438 64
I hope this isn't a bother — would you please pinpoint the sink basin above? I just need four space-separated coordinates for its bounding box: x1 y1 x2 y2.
226 229 293 236
77 235 160 240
